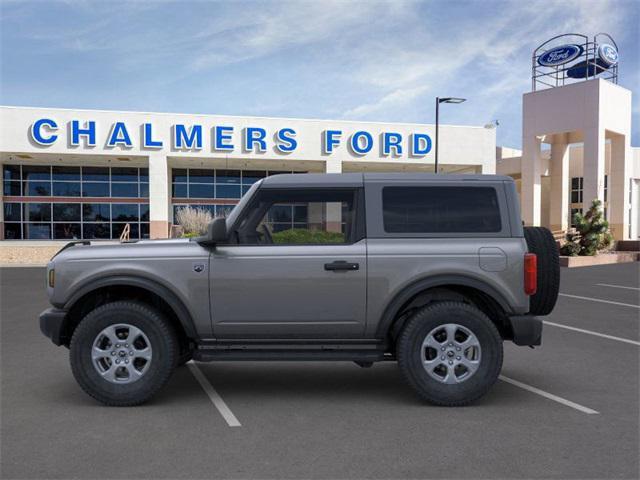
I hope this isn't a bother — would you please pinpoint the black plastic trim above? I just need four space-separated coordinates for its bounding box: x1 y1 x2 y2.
509 315 542 346
62 275 198 338
375 274 514 337
39 307 68 346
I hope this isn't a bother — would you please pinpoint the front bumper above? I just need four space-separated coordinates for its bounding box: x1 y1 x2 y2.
508 315 542 346
39 307 68 346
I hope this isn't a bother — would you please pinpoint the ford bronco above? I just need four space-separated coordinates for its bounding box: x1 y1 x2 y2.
40 173 560 406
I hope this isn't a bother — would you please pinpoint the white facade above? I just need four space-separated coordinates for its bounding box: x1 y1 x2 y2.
517 79 635 240
0 106 496 240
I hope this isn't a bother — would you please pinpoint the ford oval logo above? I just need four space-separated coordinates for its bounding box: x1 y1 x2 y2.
538 44 583 67
598 44 618 66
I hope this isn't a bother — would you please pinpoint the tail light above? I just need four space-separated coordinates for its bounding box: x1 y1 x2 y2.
524 253 537 295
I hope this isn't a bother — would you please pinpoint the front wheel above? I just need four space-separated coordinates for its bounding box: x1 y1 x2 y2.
397 301 503 406
69 301 179 406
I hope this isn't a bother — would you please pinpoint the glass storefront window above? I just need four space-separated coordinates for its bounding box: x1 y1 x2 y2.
112 204 139 222
22 165 51 181
25 203 52 222
52 166 80 181
188 184 215 199
25 181 51 196
82 182 110 197
111 183 139 197
82 167 109 182
83 203 110 221
3 181 21 196
52 182 81 197
53 203 81 222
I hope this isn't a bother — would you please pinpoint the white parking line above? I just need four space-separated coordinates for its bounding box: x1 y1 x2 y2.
499 375 599 415
596 283 640 291
187 361 241 427
559 293 640 309
544 320 640 346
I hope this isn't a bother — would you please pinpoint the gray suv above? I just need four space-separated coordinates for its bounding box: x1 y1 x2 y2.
40 173 560 406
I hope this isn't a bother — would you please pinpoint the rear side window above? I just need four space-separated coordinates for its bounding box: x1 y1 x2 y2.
382 186 502 233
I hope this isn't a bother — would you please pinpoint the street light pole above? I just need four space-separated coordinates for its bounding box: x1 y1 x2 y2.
434 96 467 174
435 97 440 174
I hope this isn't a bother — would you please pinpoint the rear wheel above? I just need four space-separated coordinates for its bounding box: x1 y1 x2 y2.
70 301 178 406
397 301 503 406
524 226 560 315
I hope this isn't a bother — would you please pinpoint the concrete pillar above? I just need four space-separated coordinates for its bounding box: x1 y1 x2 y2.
148 153 170 239
521 135 543 226
549 135 570 232
582 126 605 212
609 134 631 240
324 159 343 232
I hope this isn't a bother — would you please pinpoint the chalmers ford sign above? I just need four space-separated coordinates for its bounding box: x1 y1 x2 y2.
29 118 434 157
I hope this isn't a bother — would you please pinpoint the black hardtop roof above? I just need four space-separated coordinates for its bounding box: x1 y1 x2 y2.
260 172 513 188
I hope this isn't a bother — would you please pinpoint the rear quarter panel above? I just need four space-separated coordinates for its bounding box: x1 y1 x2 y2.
363 177 529 337
364 237 529 337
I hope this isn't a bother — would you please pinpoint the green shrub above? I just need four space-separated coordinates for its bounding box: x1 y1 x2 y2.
271 228 345 244
560 199 613 256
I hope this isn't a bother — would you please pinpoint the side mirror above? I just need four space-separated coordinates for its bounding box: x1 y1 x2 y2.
207 217 227 244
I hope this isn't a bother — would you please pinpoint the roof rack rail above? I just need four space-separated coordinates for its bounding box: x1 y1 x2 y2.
51 240 91 260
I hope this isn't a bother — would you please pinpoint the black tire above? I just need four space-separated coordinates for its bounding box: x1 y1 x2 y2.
397 302 503 406
69 301 179 406
524 226 560 315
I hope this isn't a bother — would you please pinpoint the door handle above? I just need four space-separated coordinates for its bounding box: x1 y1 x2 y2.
324 261 359 272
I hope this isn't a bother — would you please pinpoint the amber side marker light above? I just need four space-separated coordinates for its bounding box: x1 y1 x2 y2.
524 253 537 295
48 269 55 288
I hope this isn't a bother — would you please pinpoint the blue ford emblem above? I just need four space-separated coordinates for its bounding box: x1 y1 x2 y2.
538 44 583 67
598 44 618 66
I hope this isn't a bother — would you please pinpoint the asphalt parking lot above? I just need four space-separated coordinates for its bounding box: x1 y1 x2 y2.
1 263 639 479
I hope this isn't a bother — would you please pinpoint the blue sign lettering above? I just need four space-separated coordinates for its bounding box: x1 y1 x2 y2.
323 130 342 154
411 133 432 156
214 126 234 151
107 122 132 148
350 131 373 155
30 118 58 145
173 124 202 150
382 132 403 156
244 127 267 152
70 120 96 147
275 128 297 153
143 123 163 148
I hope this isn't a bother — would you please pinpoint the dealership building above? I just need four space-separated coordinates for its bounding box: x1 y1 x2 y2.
0 34 638 244
0 106 495 241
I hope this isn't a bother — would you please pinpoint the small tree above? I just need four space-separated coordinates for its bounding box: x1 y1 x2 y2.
175 206 213 237
560 199 613 256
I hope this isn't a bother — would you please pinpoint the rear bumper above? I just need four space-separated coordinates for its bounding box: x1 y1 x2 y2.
508 315 542 346
39 307 68 346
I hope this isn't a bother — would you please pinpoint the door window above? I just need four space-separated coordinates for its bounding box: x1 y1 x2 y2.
234 189 358 245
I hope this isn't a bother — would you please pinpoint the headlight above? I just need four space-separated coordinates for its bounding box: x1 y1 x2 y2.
48 268 55 288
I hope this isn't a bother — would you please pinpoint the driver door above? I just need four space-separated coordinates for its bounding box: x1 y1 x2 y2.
209 187 367 338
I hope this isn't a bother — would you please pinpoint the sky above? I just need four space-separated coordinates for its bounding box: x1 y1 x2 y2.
1 0 638 148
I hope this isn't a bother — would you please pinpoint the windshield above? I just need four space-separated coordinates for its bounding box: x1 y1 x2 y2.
225 180 262 228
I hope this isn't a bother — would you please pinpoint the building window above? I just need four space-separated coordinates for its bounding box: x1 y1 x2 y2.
2 164 149 240
570 177 583 203
170 168 304 224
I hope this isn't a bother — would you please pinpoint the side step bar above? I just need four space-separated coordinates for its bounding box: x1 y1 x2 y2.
193 339 392 362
